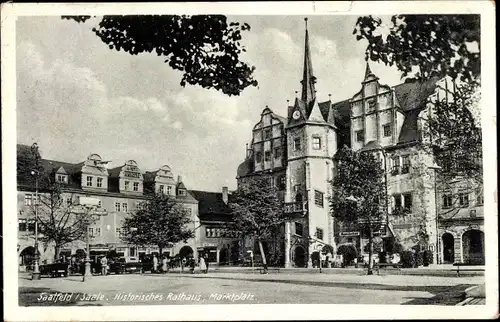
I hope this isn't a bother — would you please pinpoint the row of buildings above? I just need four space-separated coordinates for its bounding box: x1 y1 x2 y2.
17 20 484 270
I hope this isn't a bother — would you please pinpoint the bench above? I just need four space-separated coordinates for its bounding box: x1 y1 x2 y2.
453 263 485 277
374 262 402 275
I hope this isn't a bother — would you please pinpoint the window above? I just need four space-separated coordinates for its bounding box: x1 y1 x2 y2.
367 99 377 111
27 219 36 232
116 227 126 238
159 185 164 194
294 138 301 151
265 151 271 162
179 189 186 196
274 147 281 159
443 194 453 209
124 181 130 191
86 176 93 187
19 219 27 232
316 228 324 240
122 202 128 212
264 129 272 140
24 194 33 206
312 137 321 150
355 130 364 142
278 176 286 190
476 190 484 205
394 194 402 210
459 192 469 207
133 182 139 192
401 156 411 174
90 227 101 237
391 157 400 175
256 152 262 163
314 190 324 207
206 227 215 238
57 174 67 183
97 200 102 208
115 202 121 212
403 193 413 211
167 186 172 195
295 222 303 236
184 208 192 216
383 124 392 137
97 177 103 188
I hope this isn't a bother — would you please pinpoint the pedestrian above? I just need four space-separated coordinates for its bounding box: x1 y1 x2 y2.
153 254 158 273
100 256 108 276
204 253 210 273
181 257 186 272
199 256 207 274
162 256 168 273
189 257 196 274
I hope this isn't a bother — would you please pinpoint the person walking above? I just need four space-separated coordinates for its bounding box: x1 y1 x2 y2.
203 253 210 273
162 256 168 273
100 256 108 276
181 257 186 272
199 256 207 274
153 254 158 273
189 256 196 274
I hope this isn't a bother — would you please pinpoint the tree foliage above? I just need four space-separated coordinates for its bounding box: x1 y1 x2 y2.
17 143 45 188
120 192 194 255
330 146 386 273
354 15 480 84
32 184 89 260
229 175 285 267
62 15 258 96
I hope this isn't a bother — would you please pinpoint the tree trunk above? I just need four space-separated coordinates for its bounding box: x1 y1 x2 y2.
159 247 163 257
54 245 61 262
258 239 268 273
367 228 374 275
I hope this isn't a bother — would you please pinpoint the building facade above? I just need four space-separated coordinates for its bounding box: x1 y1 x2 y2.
17 148 199 270
236 20 484 266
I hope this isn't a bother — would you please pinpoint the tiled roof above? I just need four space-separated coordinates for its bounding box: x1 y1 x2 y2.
393 77 440 112
189 190 233 216
271 112 288 127
318 101 331 122
359 140 383 152
397 108 422 144
107 166 122 177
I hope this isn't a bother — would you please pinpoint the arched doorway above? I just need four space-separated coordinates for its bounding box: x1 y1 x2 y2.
442 233 455 263
19 246 35 268
462 230 485 265
295 193 303 204
293 246 306 268
219 248 230 266
179 246 194 259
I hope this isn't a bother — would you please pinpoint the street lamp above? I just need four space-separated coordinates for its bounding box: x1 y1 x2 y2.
428 163 442 265
129 227 138 258
71 197 107 282
30 143 41 280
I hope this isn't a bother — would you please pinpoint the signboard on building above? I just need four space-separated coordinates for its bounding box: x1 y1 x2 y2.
202 243 217 247
340 231 360 237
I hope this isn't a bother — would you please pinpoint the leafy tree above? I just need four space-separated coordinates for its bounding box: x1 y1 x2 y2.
228 175 285 271
31 184 89 261
62 15 258 96
17 143 45 189
330 146 386 275
120 192 194 257
353 15 480 84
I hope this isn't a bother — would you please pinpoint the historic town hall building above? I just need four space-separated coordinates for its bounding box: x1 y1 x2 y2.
236 20 484 267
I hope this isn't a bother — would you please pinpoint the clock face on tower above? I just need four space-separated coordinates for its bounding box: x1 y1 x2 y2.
292 110 301 120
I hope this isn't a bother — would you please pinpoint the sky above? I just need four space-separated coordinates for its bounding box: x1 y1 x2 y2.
16 15 404 192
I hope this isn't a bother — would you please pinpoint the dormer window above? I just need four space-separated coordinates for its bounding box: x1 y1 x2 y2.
178 189 186 196
56 174 68 183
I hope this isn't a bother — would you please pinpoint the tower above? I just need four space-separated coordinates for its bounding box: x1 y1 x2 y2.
284 18 337 268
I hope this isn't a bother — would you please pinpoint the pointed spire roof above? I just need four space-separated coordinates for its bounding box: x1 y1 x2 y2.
300 17 316 109
364 60 373 78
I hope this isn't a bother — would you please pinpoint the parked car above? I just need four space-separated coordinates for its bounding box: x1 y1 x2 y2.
109 257 142 274
39 262 70 277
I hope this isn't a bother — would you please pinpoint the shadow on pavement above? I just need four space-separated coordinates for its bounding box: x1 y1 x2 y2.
19 286 103 307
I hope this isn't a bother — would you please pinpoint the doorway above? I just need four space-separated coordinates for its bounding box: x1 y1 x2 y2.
442 233 455 263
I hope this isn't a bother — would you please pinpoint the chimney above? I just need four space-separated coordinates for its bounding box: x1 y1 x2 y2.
177 175 182 183
222 186 228 204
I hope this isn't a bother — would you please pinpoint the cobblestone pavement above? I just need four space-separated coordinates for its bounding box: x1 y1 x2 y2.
18 271 484 306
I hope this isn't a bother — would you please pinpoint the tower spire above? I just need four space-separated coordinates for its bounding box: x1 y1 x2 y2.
364 60 373 79
301 17 316 108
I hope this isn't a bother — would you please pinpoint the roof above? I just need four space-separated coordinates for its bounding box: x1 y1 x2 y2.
107 166 122 177
359 141 383 152
236 158 254 177
271 112 288 127
393 77 440 112
189 190 233 216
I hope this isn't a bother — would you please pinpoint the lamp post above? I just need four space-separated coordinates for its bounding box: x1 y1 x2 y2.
71 197 107 282
129 227 138 258
428 164 442 265
30 143 41 280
